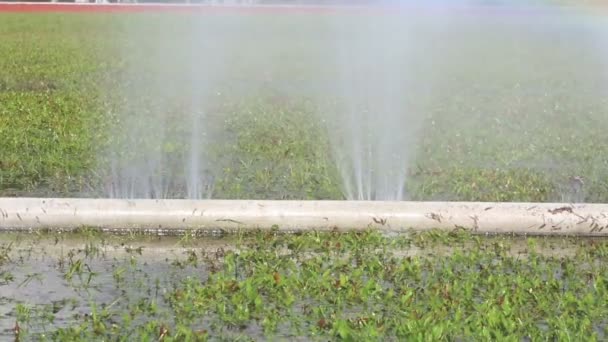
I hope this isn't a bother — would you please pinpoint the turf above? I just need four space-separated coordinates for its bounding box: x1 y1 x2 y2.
1 10 607 201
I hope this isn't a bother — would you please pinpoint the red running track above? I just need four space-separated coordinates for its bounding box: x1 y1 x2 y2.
0 2 584 15
0 2 379 14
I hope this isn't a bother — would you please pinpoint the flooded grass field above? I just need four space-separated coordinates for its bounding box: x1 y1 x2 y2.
1 230 608 340
2 2 608 340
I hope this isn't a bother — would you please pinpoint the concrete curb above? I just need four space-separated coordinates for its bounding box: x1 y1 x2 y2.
1 198 608 236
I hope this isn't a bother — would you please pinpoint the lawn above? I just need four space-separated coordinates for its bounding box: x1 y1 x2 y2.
1 7 608 340
1 8 607 201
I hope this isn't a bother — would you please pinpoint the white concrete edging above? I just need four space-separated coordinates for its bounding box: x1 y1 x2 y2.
1 198 608 236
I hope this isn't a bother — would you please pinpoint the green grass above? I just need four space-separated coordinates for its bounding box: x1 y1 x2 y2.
0 14 114 195
1 10 608 339
2 230 608 340
1 11 607 201
0 9 608 341
213 97 342 199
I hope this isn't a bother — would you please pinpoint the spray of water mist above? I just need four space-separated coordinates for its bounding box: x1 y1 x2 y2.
322 6 438 201
100 3 608 203
104 15 236 199
403 3 608 203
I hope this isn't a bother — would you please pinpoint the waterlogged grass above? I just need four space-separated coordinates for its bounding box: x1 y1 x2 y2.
1 12 608 200
0 231 607 340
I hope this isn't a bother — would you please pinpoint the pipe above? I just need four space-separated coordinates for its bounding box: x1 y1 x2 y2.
1 198 608 236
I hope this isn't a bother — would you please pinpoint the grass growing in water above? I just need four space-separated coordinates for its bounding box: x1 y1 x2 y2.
1 230 607 340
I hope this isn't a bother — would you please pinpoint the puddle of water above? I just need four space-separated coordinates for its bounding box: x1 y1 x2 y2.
0 233 237 338
0 232 604 339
